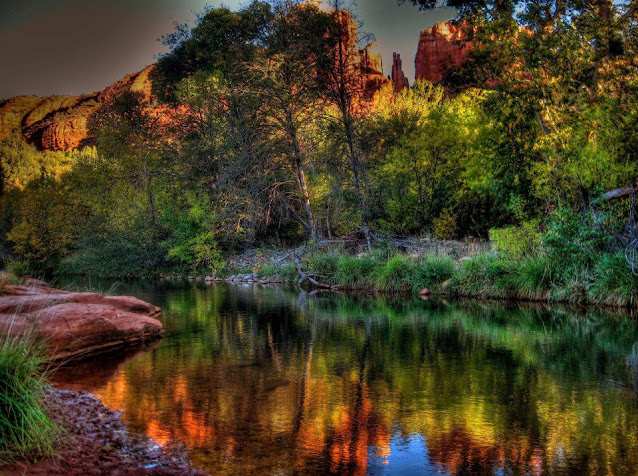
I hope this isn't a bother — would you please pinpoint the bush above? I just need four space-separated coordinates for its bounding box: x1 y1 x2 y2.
507 254 556 299
489 220 541 260
6 260 30 279
257 264 277 278
543 208 610 274
306 250 341 277
433 210 458 240
278 262 298 283
0 335 58 463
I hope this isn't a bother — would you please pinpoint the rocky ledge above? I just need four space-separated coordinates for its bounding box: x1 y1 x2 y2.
0 279 163 361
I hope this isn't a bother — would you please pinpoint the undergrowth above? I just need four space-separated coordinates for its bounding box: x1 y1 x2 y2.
0 334 58 464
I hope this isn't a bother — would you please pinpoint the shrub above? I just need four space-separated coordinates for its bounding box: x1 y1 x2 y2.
0 335 58 463
278 262 298 283
489 220 541 260
543 208 610 274
451 253 512 298
433 210 458 240
6 260 30 279
306 250 341 277
257 264 277 278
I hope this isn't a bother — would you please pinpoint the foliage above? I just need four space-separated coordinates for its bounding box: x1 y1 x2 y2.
489 220 541 260
0 335 58 463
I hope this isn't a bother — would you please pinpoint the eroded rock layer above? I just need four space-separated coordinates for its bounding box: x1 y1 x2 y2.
0 65 154 151
415 22 471 84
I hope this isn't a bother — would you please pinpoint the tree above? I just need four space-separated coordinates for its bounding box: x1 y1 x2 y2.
244 0 334 241
316 3 374 249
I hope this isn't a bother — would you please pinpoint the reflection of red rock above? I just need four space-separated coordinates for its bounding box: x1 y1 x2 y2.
426 425 544 474
391 53 409 92
415 22 472 84
0 280 162 361
0 65 154 151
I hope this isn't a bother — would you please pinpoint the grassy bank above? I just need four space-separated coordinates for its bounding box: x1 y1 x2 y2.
0 334 58 464
251 247 638 309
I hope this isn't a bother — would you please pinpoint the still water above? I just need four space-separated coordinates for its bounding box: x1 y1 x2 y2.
52 280 638 475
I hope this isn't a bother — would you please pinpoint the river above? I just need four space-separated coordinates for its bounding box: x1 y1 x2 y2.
51 279 638 474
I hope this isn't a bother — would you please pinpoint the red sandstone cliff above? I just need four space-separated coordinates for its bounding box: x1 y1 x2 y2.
415 22 472 84
0 65 154 151
391 53 409 92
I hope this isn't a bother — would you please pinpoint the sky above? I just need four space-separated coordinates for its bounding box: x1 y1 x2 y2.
0 0 456 99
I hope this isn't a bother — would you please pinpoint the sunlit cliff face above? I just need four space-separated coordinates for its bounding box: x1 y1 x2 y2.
52 283 638 475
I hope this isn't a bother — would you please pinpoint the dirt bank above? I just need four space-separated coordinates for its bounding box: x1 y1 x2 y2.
1 388 205 475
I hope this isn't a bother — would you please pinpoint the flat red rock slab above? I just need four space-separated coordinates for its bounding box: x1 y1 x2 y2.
0 282 163 361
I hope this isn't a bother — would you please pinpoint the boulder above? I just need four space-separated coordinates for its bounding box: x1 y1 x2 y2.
0 281 162 361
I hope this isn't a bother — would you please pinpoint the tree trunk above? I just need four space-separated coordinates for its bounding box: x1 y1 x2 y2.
289 123 317 242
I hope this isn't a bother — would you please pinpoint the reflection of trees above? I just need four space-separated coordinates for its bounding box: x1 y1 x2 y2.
63 283 638 474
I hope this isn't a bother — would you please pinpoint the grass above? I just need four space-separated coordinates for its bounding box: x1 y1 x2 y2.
301 250 456 293
0 333 58 464
290 245 638 309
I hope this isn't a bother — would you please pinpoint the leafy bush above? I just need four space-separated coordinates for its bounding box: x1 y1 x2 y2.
0 335 58 463
507 254 556 299
543 208 610 274
257 264 277 278
451 253 512 298
306 250 341 277
489 220 541 260
374 255 414 292
278 262 298 283
433 210 458 240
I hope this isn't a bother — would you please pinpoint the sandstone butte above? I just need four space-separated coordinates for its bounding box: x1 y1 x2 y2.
0 65 154 151
415 21 471 84
0 19 469 153
0 279 163 361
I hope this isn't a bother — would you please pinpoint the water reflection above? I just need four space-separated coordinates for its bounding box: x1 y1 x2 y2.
52 281 638 474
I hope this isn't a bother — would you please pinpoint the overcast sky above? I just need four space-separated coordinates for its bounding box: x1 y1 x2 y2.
0 0 455 98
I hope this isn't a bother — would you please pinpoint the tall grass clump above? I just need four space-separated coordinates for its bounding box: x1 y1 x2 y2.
411 254 455 293
334 255 379 288
589 252 638 307
507 254 556 300
450 253 512 298
374 255 414 292
0 335 58 464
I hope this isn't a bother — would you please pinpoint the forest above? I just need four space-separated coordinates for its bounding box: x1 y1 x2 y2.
1 0 637 305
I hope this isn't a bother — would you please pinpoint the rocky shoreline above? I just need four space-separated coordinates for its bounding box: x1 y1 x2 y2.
0 279 164 361
0 388 205 475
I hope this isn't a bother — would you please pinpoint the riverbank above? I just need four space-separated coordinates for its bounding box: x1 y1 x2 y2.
0 388 205 475
154 244 638 310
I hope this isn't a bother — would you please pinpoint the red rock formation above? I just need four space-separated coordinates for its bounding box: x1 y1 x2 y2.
415 22 472 84
0 280 163 361
391 52 409 92
0 65 154 151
